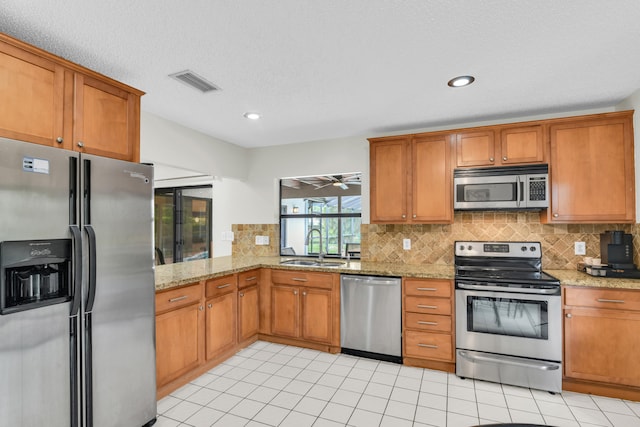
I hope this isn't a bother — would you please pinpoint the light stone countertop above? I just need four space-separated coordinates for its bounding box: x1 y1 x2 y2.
155 256 640 292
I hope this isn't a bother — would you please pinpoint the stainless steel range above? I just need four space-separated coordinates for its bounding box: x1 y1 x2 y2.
454 241 562 393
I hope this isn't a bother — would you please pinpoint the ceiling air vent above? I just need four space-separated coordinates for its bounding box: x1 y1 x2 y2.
169 70 221 93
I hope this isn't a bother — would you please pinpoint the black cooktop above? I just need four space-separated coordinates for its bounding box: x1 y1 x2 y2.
455 269 560 286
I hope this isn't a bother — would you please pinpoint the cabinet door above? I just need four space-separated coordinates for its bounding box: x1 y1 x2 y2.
155 302 204 387
500 125 544 165
271 285 300 338
238 285 259 342
205 292 237 360
369 137 409 223
455 131 495 167
412 134 453 223
301 287 332 344
0 41 66 147
548 115 634 222
74 73 140 161
564 307 640 386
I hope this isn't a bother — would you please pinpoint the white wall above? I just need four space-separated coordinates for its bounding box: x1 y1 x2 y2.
141 105 640 258
615 89 640 222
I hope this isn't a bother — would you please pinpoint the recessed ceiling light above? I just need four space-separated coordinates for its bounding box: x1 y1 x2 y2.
447 75 475 87
243 112 261 120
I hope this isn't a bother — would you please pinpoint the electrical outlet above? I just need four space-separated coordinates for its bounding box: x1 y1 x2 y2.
574 241 586 255
403 238 411 250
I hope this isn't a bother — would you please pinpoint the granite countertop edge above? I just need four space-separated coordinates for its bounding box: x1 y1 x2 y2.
154 256 640 292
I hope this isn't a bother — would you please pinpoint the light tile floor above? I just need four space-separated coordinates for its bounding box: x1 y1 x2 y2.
156 341 640 427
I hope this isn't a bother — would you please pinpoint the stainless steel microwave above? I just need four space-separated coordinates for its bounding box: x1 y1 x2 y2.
453 164 549 210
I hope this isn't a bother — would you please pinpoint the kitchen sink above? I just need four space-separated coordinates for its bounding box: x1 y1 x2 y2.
280 259 345 268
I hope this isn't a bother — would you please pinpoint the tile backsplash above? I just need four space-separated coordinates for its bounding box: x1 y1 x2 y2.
362 212 640 270
232 214 640 270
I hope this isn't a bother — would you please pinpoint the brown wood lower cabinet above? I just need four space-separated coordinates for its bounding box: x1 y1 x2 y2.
563 287 640 400
238 285 259 342
402 278 455 372
155 283 204 390
268 269 339 351
205 291 237 360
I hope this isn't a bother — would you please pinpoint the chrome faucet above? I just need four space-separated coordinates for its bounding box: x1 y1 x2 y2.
305 228 324 261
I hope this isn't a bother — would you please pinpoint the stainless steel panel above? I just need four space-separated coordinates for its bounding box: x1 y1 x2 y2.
80 154 156 427
0 137 77 240
456 349 562 393
456 289 562 361
340 275 401 357
0 303 72 427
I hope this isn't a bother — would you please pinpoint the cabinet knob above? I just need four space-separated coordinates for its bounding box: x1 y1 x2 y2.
302 291 307 296
199 305 204 311
293 290 298 295
77 141 85 148
489 157 495 162
56 137 63 144
566 313 572 318
239 292 244 297
502 156 508 161
207 303 212 308
402 214 406 219
412 214 417 218
553 213 559 218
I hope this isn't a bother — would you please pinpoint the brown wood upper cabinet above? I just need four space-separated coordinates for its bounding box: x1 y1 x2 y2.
455 126 544 167
544 111 635 223
369 133 453 224
0 32 142 162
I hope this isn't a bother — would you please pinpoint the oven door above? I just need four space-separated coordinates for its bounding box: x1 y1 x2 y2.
455 287 561 361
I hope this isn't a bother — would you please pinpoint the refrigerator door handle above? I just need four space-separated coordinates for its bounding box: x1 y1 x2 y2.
84 224 97 313
69 157 78 225
69 225 83 317
83 159 92 224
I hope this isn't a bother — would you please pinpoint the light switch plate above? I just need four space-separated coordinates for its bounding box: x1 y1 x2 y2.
403 238 411 250
574 241 586 255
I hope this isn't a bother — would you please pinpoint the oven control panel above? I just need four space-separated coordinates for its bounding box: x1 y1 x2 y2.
455 241 541 258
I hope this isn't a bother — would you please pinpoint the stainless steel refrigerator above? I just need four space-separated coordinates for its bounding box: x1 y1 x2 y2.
0 137 157 427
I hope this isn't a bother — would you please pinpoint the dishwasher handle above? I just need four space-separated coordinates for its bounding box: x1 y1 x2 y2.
341 275 401 286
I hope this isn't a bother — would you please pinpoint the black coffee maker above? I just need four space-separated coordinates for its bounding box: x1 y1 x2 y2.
600 230 635 269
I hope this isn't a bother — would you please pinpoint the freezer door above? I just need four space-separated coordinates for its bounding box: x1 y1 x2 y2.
0 138 78 427
80 154 156 427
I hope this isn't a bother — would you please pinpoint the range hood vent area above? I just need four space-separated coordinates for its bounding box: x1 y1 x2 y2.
169 70 221 93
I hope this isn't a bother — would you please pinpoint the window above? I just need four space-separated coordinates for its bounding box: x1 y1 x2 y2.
280 174 361 258
154 185 212 264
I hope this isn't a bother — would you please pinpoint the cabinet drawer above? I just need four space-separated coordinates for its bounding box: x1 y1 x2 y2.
565 287 640 312
239 269 260 289
205 275 238 298
404 330 453 361
156 283 201 314
271 270 333 289
405 296 451 315
405 312 452 333
404 279 451 297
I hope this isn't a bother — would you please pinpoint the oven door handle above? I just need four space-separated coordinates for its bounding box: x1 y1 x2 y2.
456 282 559 295
458 351 560 371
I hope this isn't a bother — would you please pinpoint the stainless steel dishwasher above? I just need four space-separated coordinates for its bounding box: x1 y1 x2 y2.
340 274 402 363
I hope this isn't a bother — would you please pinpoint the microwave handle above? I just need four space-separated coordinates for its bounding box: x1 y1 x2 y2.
516 176 522 207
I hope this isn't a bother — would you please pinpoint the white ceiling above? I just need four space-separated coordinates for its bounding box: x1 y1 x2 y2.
2 1 640 148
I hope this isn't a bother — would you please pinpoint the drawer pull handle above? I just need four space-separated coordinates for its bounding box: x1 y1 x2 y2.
168 295 188 303
292 278 308 282
416 287 437 291
417 305 437 309
217 284 231 289
245 276 257 281
417 321 438 325
418 343 438 349
596 298 625 304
